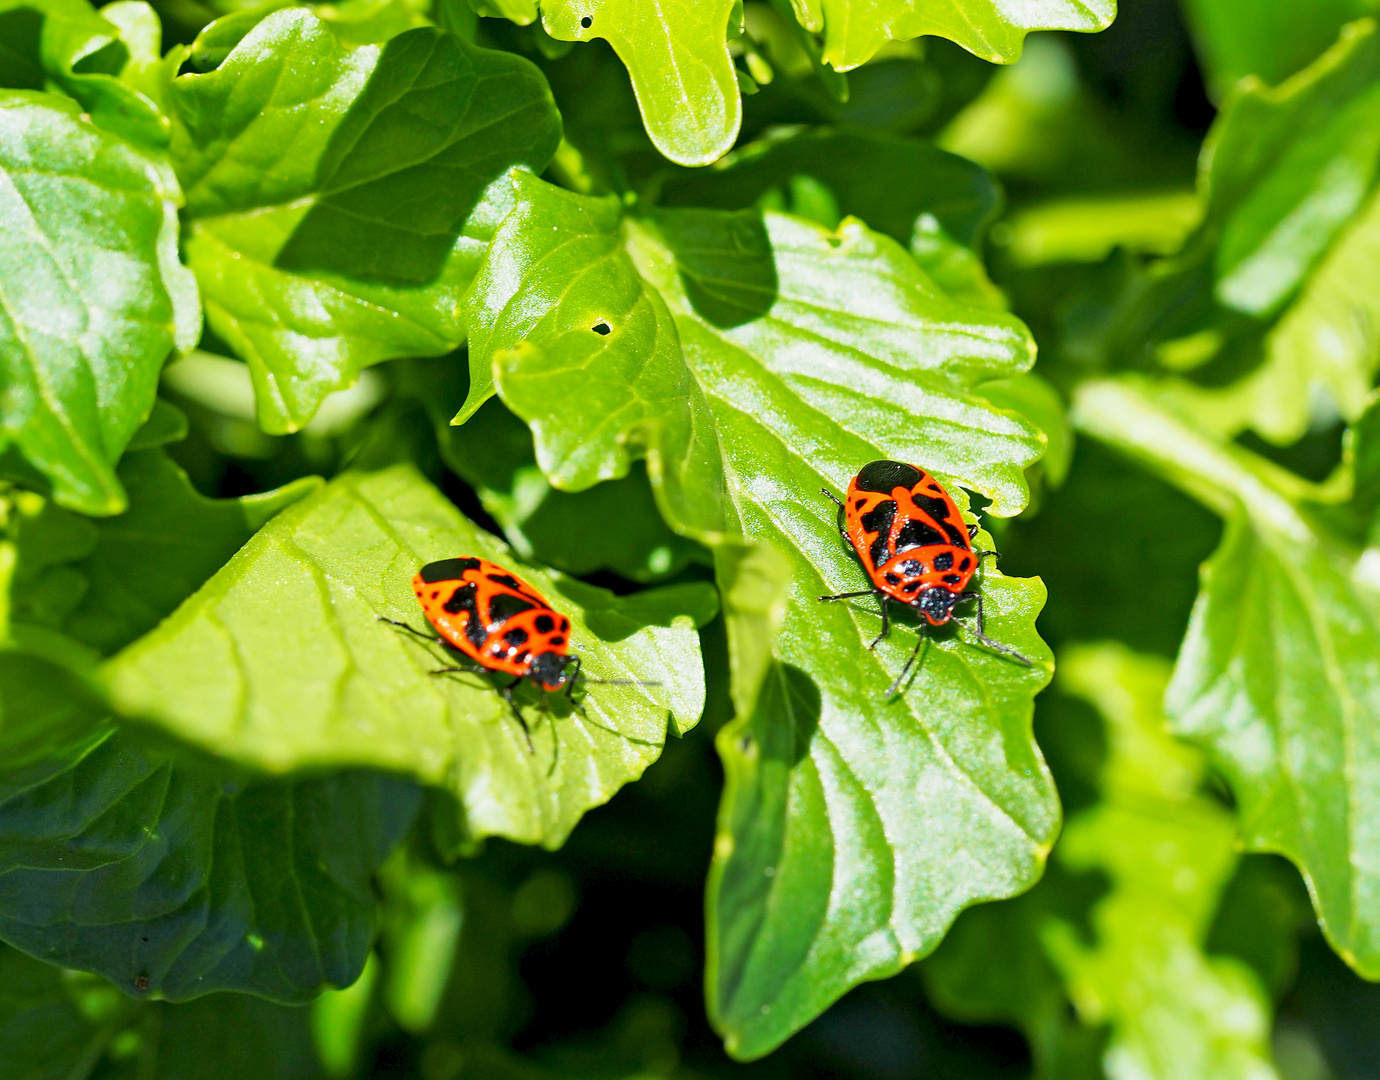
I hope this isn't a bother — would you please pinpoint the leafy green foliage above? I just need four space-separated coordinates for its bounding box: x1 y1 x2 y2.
0 91 196 515
541 0 740 166
1076 377 1380 980
0 0 169 147
0 729 420 1001
463 171 1057 1057
11 0 1380 1075
104 464 714 848
927 643 1278 1080
11 447 319 654
797 0 1117 70
170 9 560 432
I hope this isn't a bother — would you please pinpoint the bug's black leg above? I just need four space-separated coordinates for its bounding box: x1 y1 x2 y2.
378 616 440 643
430 664 489 676
565 656 583 701
820 488 850 543
818 589 877 602
973 549 1001 563
955 592 1033 666
967 522 980 539
869 594 891 649
887 627 927 697
502 679 534 753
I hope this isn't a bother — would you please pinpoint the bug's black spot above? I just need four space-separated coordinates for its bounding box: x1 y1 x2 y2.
420 557 480 583
487 572 521 589
884 572 901 585
515 651 530 664
854 498 867 510
855 460 923 494
900 559 922 575
904 581 921 592
580 14 592 26
943 574 962 585
442 583 473 614
534 613 556 634
934 551 954 572
860 501 896 567
487 592 535 627
913 492 967 545
592 321 611 335
896 517 948 551
559 618 570 631
960 555 973 571
504 627 529 648
549 635 565 646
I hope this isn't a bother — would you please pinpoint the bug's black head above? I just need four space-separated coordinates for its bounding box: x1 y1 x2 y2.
528 651 570 691
914 586 960 625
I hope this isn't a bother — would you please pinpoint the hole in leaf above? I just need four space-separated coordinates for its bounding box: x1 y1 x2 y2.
592 322 612 336
580 15 592 27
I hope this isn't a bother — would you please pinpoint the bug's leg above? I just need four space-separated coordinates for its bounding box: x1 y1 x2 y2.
565 656 583 701
868 594 891 649
430 664 489 676
378 616 440 643
967 522 980 540
502 679 534 753
819 488 850 543
887 627 927 697
818 589 877 602
973 549 1001 563
955 592 1034 667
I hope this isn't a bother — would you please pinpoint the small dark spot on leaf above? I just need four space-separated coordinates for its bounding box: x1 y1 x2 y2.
592 321 611 335
133 975 149 991
580 14 592 27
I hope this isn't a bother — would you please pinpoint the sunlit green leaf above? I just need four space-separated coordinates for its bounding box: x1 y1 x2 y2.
103 464 713 849
169 9 560 432
1200 17 1380 318
0 91 196 515
0 728 420 1002
540 0 740 166
464 174 1056 1057
1074 376 1380 981
0 0 168 147
797 0 1117 72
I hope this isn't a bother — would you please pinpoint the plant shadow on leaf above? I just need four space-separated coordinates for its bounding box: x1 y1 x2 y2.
651 208 778 329
274 27 551 287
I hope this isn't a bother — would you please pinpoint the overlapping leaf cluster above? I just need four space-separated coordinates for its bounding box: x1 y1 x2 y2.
4 0 1380 1077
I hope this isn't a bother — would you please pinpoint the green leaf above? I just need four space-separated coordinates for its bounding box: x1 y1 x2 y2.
169 10 561 432
1074 376 1380 981
102 464 713 849
795 0 1117 72
539 0 740 166
656 128 1001 251
393 357 707 583
1181 0 1372 100
465 175 1056 1057
0 90 196 516
0 0 168 147
11 449 320 655
1046 645 1277 1080
0 728 420 1002
0 625 107 772
1200 17 1380 318
0 945 141 1079
927 644 1279 1080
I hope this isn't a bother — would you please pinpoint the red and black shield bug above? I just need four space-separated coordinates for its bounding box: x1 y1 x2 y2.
819 460 1033 694
380 556 647 750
